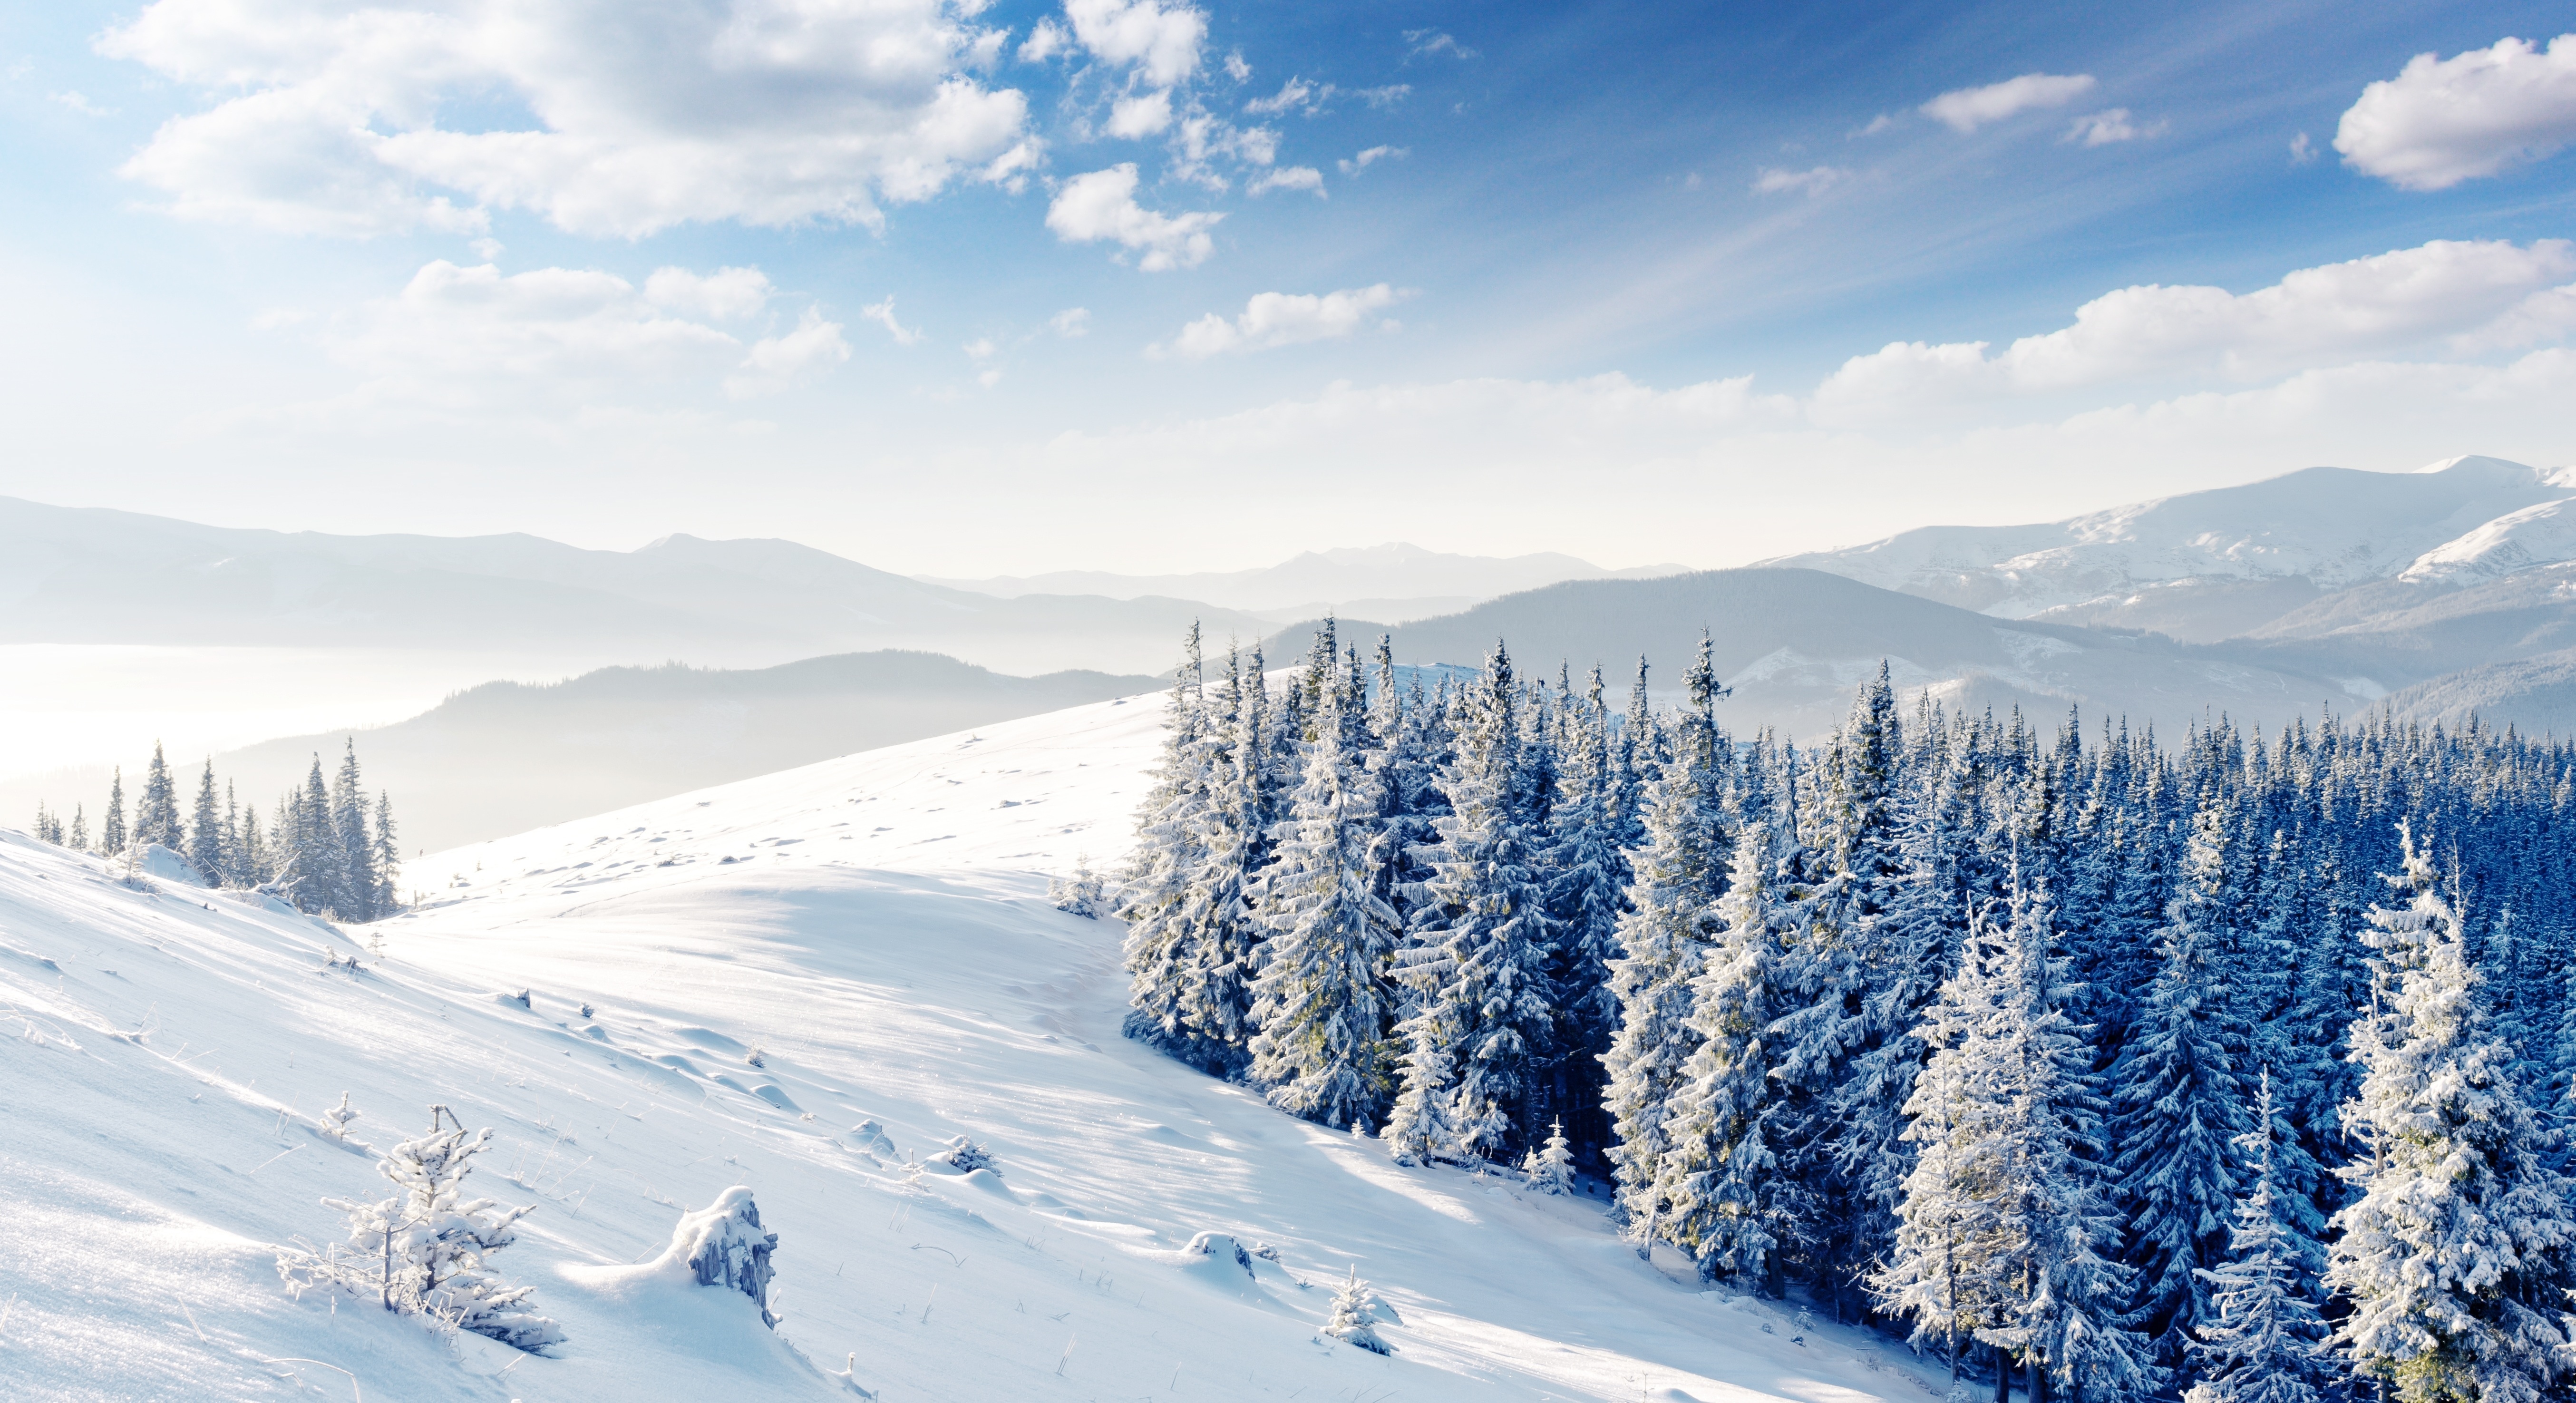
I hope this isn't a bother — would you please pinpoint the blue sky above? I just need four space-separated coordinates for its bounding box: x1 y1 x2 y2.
1 0 2572 574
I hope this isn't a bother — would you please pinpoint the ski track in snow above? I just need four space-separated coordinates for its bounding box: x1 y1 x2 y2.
1 693 1943 1402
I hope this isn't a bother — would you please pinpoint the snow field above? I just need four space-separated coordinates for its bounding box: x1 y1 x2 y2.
3 695 1943 1401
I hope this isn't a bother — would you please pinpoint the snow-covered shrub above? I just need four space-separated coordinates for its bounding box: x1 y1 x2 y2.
744 1045 767 1069
276 1104 563 1353
1521 1119 1576 1195
930 1135 996 1174
320 1092 361 1143
1047 857 1105 918
1324 1267 1392 1354
671 1187 781 1328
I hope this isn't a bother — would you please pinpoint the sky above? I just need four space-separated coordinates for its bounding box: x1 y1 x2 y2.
1 0 2573 575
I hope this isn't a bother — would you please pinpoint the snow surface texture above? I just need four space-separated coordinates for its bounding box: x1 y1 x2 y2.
1 693 1942 1401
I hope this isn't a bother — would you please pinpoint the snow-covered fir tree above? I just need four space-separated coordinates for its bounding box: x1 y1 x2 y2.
1391 641 1557 1163
278 1104 563 1352
2109 789 2254 1379
1523 1119 1576 1195
2324 824 2576 1403
1650 804 1805 1290
1324 1267 1393 1354
2183 1070 2326 1403
1601 637 1730 1240
1247 654 1403 1130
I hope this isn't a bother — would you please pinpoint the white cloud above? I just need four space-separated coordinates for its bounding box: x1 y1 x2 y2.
728 307 852 398
1223 50 1250 82
1250 166 1323 196
859 295 924 346
49 91 114 116
2289 132 2317 165
1019 19 1069 62
1810 238 2576 419
1045 164 1221 269
2335 34 2576 189
1246 78 1322 116
2066 109 2163 146
643 267 774 322
1049 307 1091 337
1155 284 1408 357
1751 165 1849 197
1107 90 1174 138
1064 0 1206 87
99 0 1032 238
1854 113 1899 137
963 337 999 360
1403 29 1478 61
1920 72 2097 133
1339 145 1407 176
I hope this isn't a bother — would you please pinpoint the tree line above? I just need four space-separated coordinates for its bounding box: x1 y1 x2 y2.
30 739 402 922
1120 619 2576 1402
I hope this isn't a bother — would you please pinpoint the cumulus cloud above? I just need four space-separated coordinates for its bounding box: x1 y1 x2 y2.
1064 0 1207 87
2335 34 2576 189
1249 166 1323 196
1810 238 2576 419
1019 19 1069 63
1107 90 1175 138
2066 109 2164 146
1155 284 1408 357
1751 165 1849 197
1921 73 2098 133
320 260 848 409
1045 164 1221 269
728 308 854 398
98 0 1032 238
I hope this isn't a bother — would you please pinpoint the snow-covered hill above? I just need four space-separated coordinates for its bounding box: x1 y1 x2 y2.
1764 455 2576 637
1 695 1940 1402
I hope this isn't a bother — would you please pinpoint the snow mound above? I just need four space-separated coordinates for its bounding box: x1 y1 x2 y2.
136 842 208 887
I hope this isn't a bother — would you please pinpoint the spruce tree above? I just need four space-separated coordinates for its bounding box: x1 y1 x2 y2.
102 766 126 856
189 760 228 884
1248 661 1401 1130
2324 825 2576 1403
2109 793 2253 1378
1652 809 1803 1289
2183 1071 2325 1403
1601 637 1729 1238
1121 626 1223 1063
1391 641 1556 1163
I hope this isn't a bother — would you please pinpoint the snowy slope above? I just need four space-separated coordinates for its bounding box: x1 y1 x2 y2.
1 695 1943 1403
1764 455 2576 632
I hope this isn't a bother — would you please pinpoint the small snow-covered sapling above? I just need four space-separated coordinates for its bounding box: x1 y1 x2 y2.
321 1092 361 1142
1323 1267 1392 1354
744 1046 766 1069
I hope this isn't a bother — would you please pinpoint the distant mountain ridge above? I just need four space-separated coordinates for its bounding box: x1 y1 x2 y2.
0 497 1266 675
920 542 1689 618
0 650 1156 853
1761 456 2576 641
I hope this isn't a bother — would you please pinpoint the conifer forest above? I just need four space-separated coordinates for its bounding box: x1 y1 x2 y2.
1121 620 2576 1403
29 738 402 922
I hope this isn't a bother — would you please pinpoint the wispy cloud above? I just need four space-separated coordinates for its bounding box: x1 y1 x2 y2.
1921 72 2098 133
1403 29 1478 61
1751 165 1849 197
1155 284 1410 357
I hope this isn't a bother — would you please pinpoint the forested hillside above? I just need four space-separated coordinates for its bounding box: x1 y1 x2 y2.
1124 619 2576 1400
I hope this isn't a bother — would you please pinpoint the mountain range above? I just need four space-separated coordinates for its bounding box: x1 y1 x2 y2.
919 542 1689 622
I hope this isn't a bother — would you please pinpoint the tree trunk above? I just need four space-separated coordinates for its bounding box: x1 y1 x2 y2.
1993 1344 2011 1403
2026 1355 2046 1403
